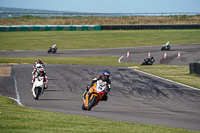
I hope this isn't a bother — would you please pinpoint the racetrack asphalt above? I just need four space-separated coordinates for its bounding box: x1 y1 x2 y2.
0 44 200 131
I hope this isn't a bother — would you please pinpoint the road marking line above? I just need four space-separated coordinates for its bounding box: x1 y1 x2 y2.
118 55 123 63
128 67 200 91
13 70 23 106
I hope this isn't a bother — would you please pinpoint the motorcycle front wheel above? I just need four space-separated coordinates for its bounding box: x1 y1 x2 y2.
87 95 97 111
34 87 41 100
82 103 87 110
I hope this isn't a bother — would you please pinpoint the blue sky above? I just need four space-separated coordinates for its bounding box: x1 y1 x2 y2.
0 0 200 13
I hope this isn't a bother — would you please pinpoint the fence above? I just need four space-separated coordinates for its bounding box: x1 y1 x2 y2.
1 12 200 20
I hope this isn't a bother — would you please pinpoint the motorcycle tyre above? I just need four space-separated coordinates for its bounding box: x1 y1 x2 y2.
47 50 51 53
82 103 87 110
34 87 41 100
141 62 146 65
87 95 97 111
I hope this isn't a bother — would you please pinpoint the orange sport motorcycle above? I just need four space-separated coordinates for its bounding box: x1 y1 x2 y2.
82 80 107 111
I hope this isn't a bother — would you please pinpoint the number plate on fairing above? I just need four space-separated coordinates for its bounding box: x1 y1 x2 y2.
96 80 106 93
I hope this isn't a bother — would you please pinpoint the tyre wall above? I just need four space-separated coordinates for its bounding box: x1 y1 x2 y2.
101 24 200 30
0 25 101 32
0 24 200 32
189 63 200 76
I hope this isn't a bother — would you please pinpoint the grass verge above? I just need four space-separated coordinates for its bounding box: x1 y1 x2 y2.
0 30 200 50
0 96 198 133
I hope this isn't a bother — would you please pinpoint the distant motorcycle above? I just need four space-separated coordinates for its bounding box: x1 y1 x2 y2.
47 47 57 54
32 76 45 100
82 80 107 111
161 44 171 51
141 57 155 65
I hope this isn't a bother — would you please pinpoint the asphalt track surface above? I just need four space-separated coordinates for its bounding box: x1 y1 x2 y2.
1 44 200 131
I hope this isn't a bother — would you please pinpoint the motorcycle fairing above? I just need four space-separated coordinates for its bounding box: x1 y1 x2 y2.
96 80 106 93
84 80 107 108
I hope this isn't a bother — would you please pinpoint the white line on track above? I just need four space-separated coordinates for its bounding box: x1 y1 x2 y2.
128 67 200 91
118 55 123 63
13 70 23 106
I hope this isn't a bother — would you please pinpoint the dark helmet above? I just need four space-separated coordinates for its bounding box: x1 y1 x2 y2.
102 70 110 81
37 59 42 64
39 68 44 76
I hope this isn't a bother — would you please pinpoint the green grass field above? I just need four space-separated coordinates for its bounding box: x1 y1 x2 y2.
0 30 200 133
0 30 200 50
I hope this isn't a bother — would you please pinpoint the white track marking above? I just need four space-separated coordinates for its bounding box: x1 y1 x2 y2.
128 67 200 91
118 55 123 63
13 70 23 106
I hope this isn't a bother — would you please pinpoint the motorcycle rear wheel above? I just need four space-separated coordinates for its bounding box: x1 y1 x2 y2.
34 87 41 100
141 62 146 65
87 95 97 111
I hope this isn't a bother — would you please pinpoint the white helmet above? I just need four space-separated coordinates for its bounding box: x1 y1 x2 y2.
36 63 42 68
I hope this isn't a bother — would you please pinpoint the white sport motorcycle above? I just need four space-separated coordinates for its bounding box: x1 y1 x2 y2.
32 76 45 100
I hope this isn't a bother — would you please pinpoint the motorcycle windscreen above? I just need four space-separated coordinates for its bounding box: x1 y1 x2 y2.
35 76 44 87
96 80 107 93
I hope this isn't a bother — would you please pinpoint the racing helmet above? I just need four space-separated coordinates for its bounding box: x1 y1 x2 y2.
102 70 110 81
37 59 42 64
39 68 45 76
36 63 42 68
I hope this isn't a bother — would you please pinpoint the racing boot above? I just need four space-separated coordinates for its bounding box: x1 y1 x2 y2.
82 90 87 99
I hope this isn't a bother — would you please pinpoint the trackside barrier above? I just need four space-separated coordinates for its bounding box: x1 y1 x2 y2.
1 24 200 32
0 25 101 32
101 24 200 30
189 62 200 76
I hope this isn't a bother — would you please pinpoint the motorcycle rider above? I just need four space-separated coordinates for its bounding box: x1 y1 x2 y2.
165 41 171 48
32 59 45 77
142 56 155 65
51 44 57 50
33 59 45 69
52 44 57 49
82 70 111 101
32 68 48 89
149 56 155 63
